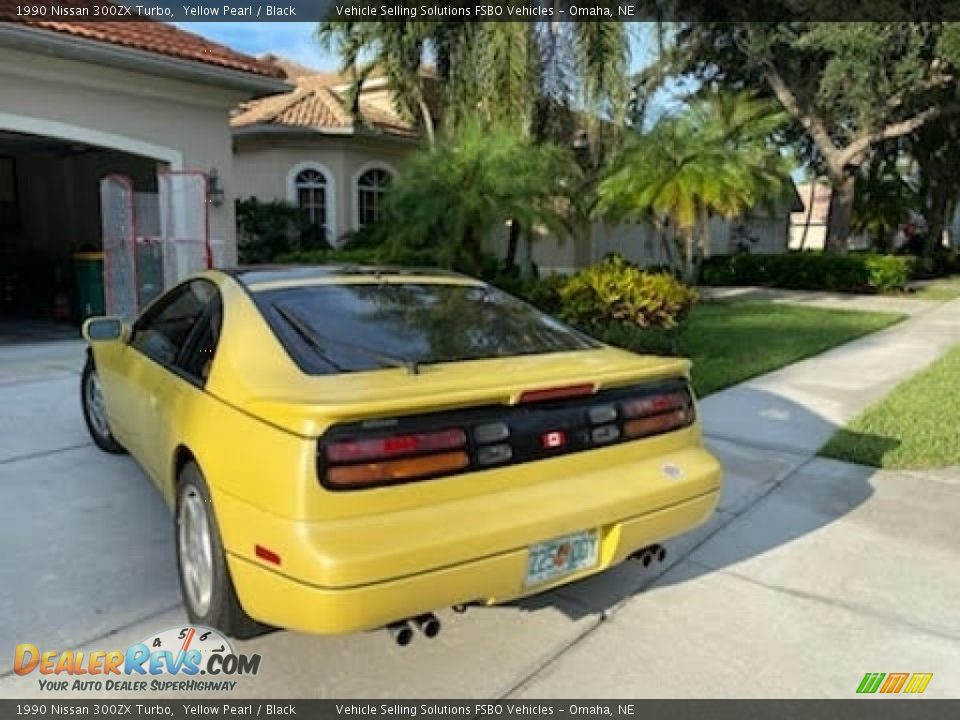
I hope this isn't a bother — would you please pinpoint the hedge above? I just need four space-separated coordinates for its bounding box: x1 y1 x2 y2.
700 253 916 293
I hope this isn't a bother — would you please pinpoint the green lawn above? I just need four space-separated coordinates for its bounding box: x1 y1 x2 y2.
911 275 960 302
598 301 904 397
820 344 960 469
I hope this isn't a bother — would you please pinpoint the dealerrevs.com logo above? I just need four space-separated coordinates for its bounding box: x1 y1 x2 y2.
14 626 261 692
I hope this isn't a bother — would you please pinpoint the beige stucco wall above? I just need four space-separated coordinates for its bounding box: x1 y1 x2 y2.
232 133 415 245
0 44 254 265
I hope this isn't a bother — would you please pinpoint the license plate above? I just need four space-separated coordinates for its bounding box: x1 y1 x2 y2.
525 530 599 587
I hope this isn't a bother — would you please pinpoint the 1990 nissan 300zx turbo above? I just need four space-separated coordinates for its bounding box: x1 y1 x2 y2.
81 266 721 640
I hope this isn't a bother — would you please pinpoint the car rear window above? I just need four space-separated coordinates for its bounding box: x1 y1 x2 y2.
253 282 600 375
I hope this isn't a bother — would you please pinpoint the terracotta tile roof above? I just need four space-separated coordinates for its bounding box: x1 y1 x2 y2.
1 8 283 78
231 58 418 138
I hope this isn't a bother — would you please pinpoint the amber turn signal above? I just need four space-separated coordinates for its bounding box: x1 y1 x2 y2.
623 408 693 439
326 451 470 487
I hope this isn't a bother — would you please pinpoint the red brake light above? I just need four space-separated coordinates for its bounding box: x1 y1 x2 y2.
519 383 596 404
621 391 690 419
322 427 469 489
326 428 466 463
621 389 695 440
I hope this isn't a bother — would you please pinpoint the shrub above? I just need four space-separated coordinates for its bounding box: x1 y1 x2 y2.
700 252 915 293
235 197 325 264
558 255 698 332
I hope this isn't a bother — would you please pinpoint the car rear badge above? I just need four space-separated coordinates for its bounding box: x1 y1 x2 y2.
541 430 567 450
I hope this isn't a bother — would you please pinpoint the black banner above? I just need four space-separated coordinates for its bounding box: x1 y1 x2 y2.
2 0 960 22
2 701 960 719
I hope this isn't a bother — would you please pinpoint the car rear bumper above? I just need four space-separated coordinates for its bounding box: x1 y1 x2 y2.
218 444 721 635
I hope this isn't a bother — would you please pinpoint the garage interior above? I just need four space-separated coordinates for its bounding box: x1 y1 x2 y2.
0 130 160 342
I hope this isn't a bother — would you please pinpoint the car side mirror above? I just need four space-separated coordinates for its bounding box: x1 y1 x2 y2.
82 316 127 343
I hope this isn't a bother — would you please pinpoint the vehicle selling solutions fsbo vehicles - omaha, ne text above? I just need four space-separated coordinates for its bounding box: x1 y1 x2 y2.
80 266 722 639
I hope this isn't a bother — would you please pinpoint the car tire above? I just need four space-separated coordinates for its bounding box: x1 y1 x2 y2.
175 461 269 639
81 356 126 454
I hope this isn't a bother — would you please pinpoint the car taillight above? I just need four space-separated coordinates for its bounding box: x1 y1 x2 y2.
325 428 466 462
621 388 695 439
322 427 469 488
318 379 697 490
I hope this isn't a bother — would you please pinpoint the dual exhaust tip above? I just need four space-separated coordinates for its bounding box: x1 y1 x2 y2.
387 613 441 646
630 543 667 568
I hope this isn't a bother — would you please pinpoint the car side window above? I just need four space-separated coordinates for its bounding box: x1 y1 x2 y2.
176 293 223 383
130 280 216 367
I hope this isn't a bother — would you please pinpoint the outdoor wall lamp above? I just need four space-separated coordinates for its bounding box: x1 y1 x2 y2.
207 168 225 208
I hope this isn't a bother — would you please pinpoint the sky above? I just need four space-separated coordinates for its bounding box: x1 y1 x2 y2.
176 22 656 74
175 23 340 69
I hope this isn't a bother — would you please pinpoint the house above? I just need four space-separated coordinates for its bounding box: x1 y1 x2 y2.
0 14 287 326
231 57 419 245
232 57 803 275
790 182 831 250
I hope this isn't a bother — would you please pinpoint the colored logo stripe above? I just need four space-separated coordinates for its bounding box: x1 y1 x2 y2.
880 673 910 693
857 673 886 694
857 672 932 694
903 673 933 694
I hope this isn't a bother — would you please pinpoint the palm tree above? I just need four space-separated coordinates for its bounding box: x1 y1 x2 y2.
317 17 631 272
595 92 791 282
317 19 629 141
381 122 579 275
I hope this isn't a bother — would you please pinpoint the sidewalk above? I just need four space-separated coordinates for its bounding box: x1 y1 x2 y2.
700 285 935 316
511 298 960 698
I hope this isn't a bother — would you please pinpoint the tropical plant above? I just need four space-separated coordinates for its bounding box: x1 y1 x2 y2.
381 122 579 276
851 153 919 251
559 255 698 332
317 19 630 142
235 197 319 264
317 18 632 272
660 21 960 251
594 92 791 282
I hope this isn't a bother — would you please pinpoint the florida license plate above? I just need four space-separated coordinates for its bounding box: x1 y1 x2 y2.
525 530 599 587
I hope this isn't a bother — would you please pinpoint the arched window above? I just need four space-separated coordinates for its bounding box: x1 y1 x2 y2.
294 168 328 235
356 167 392 228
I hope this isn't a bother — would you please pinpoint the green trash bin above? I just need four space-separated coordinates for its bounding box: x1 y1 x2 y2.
73 251 105 321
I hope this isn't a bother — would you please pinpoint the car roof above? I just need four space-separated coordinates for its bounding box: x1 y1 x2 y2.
222 264 476 291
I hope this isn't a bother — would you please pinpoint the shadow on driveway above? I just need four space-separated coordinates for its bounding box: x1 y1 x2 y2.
515 388 898 620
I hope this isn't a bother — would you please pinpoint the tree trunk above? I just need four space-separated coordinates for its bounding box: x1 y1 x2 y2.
417 98 435 148
505 220 521 270
924 191 949 257
679 227 697 284
798 180 817 251
520 227 535 276
825 174 856 253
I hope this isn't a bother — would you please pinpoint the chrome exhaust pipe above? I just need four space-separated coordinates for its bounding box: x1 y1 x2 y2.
413 613 441 639
387 620 414 646
630 544 667 566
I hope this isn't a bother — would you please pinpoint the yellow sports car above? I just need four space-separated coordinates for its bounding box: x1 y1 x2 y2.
81 266 721 642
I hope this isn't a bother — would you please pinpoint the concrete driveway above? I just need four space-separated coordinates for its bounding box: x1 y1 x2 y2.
2 301 959 699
